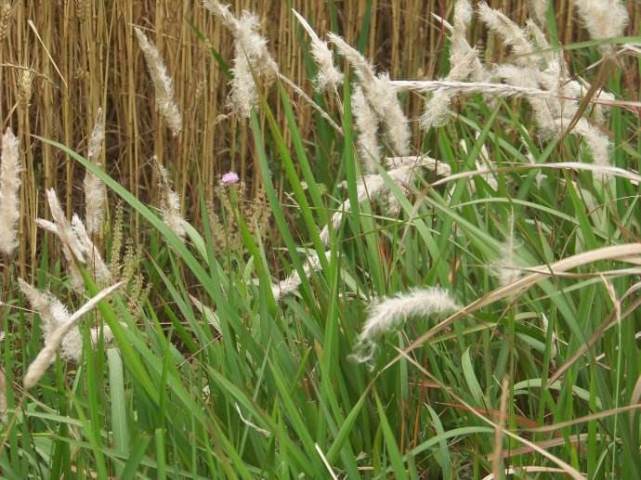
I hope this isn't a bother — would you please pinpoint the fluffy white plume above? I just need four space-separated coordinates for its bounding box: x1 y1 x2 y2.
352 85 381 173
21 281 122 390
271 251 328 301
319 156 451 244
329 33 411 156
134 27 182 136
292 9 342 92
528 0 548 25
18 280 113 363
0 127 21 256
155 160 186 240
203 0 278 117
84 108 107 235
422 1 489 130
492 215 523 287
44 189 86 262
38 192 112 291
573 0 628 53
350 288 459 364
71 214 112 285
478 2 535 64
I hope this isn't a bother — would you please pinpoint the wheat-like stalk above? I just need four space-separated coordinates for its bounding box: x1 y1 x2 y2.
134 27 182 136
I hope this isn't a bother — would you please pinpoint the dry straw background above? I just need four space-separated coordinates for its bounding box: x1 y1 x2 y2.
1 0 639 275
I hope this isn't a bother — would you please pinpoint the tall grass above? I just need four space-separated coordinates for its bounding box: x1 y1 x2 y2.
1 1 641 478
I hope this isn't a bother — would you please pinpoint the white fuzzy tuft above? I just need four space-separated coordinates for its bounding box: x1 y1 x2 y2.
573 0 628 53
421 0 488 131
71 214 112 285
21 281 122 390
319 156 451 244
155 159 186 240
329 33 410 156
350 288 459 364
478 2 534 64
204 1 278 118
0 127 21 256
292 10 342 92
18 279 83 362
44 189 86 262
492 216 523 287
134 27 182 135
84 108 107 235
528 0 548 26
352 85 381 173
271 251 327 301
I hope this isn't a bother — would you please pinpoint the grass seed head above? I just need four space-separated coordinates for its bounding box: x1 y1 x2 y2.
350 288 459 365
134 27 183 136
0 127 21 257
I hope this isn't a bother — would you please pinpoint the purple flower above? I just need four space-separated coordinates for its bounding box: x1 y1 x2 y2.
221 171 240 185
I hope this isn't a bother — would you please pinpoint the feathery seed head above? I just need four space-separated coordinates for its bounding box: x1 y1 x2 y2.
350 288 459 364
204 1 277 117
45 188 86 261
84 108 107 235
0 127 21 256
134 27 182 135
573 0 628 53
155 159 186 240
352 85 381 173
292 10 343 92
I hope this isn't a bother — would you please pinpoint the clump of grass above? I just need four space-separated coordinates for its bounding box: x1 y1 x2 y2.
1 2 640 479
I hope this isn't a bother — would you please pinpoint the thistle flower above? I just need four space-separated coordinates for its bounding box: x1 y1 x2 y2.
0 127 20 256
83 108 107 235
203 1 278 118
155 159 186 240
352 85 381 173
221 171 240 185
350 288 459 364
573 0 628 54
134 27 182 136
329 33 411 156
292 9 343 92
20 281 122 390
